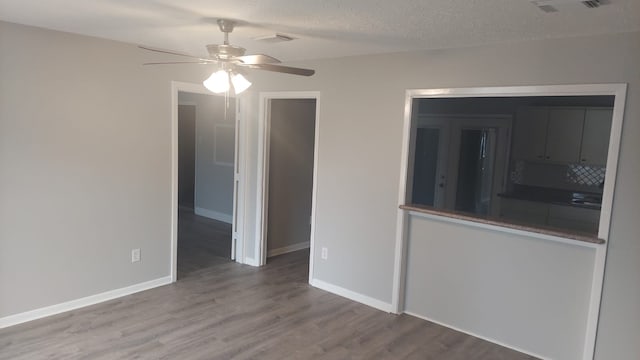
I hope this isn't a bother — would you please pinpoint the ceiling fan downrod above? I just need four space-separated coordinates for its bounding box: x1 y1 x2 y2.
217 19 236 45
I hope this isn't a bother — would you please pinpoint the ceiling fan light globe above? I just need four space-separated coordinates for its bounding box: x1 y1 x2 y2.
203 70 230 93
231 73 252 94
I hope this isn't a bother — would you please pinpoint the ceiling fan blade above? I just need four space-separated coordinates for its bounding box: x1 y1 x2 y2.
138 45 211 62
247 63 315 76
143 61 212 65
235 54 281 65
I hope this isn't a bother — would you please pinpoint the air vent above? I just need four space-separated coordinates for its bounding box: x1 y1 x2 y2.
531 0 611 12
582 0 601 8
253 34 296 43
538 4 559 12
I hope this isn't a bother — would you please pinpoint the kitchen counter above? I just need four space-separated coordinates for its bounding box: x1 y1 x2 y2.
497 185 602 210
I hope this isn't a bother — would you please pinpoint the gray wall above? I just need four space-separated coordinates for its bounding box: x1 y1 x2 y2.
241 31 640 359
0 20 208 317
267 99 316 254
178 92 235 222
405 215 595 359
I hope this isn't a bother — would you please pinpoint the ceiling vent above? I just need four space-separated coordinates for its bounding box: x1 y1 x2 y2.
253 34 296 43
538 4 559 12
582 0 602 8
531 0 610 12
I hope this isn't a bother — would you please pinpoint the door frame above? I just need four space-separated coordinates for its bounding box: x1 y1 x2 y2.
169 81 245 282
255 92 320 280
394 84 627 360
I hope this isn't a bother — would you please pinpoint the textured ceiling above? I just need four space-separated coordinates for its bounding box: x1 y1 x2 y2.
0 0 638 62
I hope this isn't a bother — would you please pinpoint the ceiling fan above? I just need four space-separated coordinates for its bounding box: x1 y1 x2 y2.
139 19 315 94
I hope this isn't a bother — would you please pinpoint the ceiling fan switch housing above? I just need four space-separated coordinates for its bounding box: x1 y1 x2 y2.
207 44 246 59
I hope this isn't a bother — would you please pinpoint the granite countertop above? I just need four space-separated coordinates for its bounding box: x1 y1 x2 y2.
400 204 604 245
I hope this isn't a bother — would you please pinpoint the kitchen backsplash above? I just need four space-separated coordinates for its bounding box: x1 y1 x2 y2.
566 164 606 187
509 160 605 193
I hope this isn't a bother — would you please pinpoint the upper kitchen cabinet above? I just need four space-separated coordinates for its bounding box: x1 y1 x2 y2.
512 106 612 165
512 107 549 161
580 109 613 165
546 108 585 163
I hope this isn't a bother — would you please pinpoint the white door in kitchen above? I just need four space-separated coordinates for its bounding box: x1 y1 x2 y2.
409 117 450 208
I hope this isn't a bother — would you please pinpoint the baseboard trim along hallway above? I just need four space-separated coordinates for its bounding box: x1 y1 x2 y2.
310 278 394 313
267 241 310 258
0 276 172 329
194 207 232 224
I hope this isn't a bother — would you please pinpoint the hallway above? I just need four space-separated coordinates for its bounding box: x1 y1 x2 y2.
178 207 232 278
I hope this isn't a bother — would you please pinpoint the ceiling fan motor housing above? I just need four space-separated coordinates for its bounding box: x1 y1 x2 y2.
206 44 246 60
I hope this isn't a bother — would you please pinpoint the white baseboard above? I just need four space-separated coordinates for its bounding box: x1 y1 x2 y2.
194 207 232 224
310 278 393 313
0 276 172 329
403 311 548 360
267 241 310 258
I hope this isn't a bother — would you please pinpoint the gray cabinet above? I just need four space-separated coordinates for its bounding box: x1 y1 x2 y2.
499 198 600 234
547 204 600 234
499 198 549 226
512 107 548 161
580 109 613 165
546 108 584 163
512 107 612 165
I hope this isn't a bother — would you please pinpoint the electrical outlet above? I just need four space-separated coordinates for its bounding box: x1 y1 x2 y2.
131 248 141 263
321 247 328 260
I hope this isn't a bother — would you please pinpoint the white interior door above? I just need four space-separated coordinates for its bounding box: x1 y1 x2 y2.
445 117 511 215
409 117 450 208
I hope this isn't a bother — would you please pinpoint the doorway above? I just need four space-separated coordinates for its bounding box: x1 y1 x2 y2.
256 92 320 277
410 115 509 216
170 82 241 281
266 98 316 260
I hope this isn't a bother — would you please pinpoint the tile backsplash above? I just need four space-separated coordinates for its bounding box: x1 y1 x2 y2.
566 164 606 187
510 160 605 192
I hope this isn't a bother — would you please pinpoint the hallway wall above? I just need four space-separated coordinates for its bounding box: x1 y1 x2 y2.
178 92 235 223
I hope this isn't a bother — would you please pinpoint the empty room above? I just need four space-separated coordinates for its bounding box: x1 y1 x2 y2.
0 1 639 359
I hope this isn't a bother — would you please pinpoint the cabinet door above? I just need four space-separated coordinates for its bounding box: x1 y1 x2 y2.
580 109 613 165
545 108 584 163
512 107 548 161
547 204 600 234
499 198 549 226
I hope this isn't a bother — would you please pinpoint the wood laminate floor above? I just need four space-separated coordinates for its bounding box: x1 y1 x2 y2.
0 249 537 359
178 206 232 278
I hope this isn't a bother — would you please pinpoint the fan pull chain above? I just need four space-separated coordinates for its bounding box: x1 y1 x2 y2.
224 89 229 122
